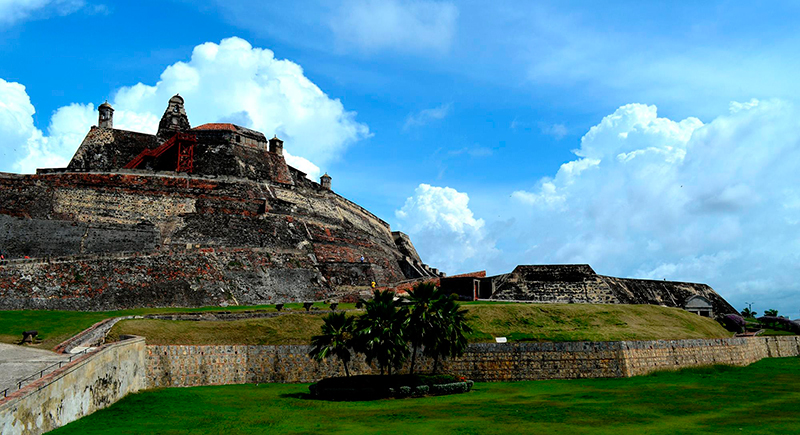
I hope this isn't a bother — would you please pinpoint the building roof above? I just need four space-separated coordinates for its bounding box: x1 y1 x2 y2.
192 123 239 132
192 123 268 141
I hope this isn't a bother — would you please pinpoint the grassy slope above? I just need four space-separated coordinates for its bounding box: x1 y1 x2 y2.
50 358 800 435
105 303 730 345
464 303 731 342
0 303 341 349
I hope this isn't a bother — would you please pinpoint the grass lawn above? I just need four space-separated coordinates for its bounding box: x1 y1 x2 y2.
50 358 800 434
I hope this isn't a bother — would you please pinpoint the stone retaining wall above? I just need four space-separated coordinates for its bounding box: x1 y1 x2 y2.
0 337 146 435
146 336 800 388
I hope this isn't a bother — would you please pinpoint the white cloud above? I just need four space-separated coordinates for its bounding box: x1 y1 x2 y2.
331 0 458 54
540 123 568 140
395 183 497 274
1 37 370 175
507 99 800 317
404 103 451 130
0 0 85 25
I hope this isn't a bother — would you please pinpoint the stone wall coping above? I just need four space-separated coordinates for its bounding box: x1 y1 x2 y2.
0 336 144 408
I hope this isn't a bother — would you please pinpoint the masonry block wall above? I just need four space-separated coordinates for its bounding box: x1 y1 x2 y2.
145 336 800 388
0 337 146 435
0 171 425 310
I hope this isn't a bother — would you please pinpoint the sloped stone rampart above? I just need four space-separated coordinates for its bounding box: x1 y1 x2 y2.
145 336 800 388
0 170 422 310
490 265 737 315
0 337 145 435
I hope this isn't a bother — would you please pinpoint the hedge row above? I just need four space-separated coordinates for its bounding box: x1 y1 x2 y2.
309 380 474 401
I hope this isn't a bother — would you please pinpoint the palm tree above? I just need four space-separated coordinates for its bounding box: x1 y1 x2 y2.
309 312 356 377
355 289 409 375
741 308 757 319
426 295 472 374
403 282 442 375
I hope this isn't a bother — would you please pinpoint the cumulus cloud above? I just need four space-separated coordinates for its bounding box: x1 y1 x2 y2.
508 99 800 316
395 183 498 274
331 0 458 54
1 37 370 177
0 0 85 25
403 103 451 130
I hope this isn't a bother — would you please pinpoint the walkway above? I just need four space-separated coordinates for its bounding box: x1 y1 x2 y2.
0 343 71 395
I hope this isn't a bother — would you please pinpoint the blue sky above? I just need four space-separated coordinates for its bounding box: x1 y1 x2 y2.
2 0 800 318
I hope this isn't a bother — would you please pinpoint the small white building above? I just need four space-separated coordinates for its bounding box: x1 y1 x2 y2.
684 295 713 318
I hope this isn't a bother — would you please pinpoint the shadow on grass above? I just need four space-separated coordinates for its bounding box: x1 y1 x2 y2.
278 392 311 400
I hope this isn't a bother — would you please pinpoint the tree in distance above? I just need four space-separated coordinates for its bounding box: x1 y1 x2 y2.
764 309 779 317
741 307 757 318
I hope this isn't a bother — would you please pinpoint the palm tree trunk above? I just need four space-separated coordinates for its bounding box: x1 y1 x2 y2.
410 345 418 375
433 355 440 374
343 360 350 377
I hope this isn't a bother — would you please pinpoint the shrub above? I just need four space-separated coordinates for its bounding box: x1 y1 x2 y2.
758 316 798 333
309 374 471 400
722 314 746 333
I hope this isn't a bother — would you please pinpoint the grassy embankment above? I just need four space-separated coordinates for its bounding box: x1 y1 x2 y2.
1 302 732 348
0 302 338 349
105 303 731 345
50 358 800 434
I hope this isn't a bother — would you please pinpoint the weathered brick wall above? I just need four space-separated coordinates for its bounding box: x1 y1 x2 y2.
0 248 325 310
145 336 800 388
0 170 423 310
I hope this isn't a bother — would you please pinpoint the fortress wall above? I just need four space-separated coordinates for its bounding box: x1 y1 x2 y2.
145 337 800 387
0 337 145 435
620 337 770 377
0 248 327 311
0 172 413 308
492 266 619 303
601 277 738 315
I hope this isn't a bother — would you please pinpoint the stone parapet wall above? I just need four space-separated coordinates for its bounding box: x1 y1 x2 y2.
0 337 145 435
145 336 800 388
620 337 767 377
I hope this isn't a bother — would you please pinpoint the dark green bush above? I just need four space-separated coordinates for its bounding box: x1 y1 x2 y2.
309 374 472 400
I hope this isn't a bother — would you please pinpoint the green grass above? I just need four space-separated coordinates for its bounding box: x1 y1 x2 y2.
0 303 347 349
1 303 730 348
107 303 729 345
50 358 800 434
463 303 730 342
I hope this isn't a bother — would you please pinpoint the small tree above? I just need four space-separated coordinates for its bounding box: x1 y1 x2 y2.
741 308 757 318
764 309 778 317
309 312 356 377
355 289 409 375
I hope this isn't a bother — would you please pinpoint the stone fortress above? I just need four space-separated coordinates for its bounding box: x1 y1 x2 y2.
0 95 736 315
0 95 441 311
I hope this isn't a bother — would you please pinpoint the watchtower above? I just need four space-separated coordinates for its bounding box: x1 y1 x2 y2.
98 101 114 128
269 135 284 156
320 173 331 190
157 94 191 141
